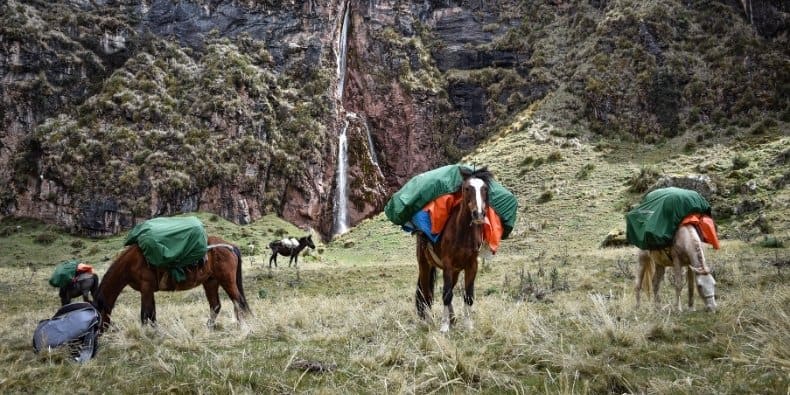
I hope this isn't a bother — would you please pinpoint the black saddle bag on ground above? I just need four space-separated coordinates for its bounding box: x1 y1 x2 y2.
33 302 100 363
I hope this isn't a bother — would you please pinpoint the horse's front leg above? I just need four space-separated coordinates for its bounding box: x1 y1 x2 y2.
463 266 477 331
686 267 696 311
59 286 70 306
203 279 221 328
671 260 684 312
440 268 459 333
140 287 157 325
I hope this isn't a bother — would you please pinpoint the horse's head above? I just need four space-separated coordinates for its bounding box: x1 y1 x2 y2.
459 166 492 225
305 235 316 249
93 292 112 332
691 267 717 312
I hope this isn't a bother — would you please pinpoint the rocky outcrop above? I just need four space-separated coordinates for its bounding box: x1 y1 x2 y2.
6 0 780 239
725 0 789 38
2 0 540 238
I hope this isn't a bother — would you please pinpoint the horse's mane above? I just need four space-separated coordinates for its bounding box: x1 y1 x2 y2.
682 225 710 273
94 246 137 313
460 166 493 186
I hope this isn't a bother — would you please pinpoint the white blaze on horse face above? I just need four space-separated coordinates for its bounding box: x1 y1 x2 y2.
469 178 486 217
696 274 717 310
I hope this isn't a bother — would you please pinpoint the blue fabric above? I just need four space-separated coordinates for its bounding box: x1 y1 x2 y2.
401 210 440 244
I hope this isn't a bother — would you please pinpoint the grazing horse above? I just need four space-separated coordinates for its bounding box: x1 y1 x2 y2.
635 225 717 312
268 235 315 268
416 167 492 332
60 272 99 306
94 236 251 330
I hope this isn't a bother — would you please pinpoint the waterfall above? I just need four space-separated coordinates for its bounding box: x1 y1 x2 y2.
362 117 379 167
336 4 351 100
333 2 351 235
333 119 349 235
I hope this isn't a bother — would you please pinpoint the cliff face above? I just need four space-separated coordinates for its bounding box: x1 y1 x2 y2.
1 0 786 238
1 0 534 238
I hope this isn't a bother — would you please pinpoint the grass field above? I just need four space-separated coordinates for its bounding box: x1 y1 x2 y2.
0 120 787 393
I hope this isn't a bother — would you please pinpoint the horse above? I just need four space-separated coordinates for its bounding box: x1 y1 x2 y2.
635 225 717 312
94 236 251 330
415 166 492 332
59 272 99 306
268 235 315 268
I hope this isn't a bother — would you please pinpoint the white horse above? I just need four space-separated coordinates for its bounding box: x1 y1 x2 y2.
635 225 717 312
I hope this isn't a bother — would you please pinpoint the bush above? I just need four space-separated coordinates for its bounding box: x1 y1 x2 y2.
576 164 595 180
627 166 661 193
34 232 58 245
538 190 554 203
758 236 784 248
732 155 750 170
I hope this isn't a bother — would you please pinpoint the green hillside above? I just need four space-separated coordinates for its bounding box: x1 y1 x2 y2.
1 113 787 393
0 0 787 393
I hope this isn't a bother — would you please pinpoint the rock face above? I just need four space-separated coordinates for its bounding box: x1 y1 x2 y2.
2 0 784 238
1 0 536 238
725 0 790 38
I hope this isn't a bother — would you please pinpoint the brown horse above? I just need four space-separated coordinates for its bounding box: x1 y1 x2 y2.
95 236 251 330
415 167 492 332
635 225 717 312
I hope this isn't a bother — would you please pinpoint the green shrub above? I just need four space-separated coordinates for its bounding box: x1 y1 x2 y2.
538 190 554 203
627 166 661 193
576 164 595 180
547 151 563 162
732 155 750 170
758 236 784 248
34 232 58 245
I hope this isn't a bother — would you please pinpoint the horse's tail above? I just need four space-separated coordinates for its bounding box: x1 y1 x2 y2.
232 246 251 314
639 252 655 298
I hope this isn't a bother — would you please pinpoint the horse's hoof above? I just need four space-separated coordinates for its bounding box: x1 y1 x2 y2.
439 323 450 333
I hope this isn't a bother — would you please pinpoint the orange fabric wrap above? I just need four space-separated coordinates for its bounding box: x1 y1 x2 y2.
483 206 503 253
423 193 504 254
680 214 720 250
76 263 94 274
425 193 461 235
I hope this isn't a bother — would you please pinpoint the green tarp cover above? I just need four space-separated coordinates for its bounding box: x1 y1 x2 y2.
625 187 711 250
124 216 208 282
384 164 518 239
49 259 79 288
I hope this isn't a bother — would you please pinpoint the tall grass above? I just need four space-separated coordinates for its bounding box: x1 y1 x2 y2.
1 122 787 394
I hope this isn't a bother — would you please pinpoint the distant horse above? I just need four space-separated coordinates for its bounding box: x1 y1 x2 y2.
268 235 315 268
635 225 717 312
94 236 251 330
60 272 99 306
415 166 492 332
